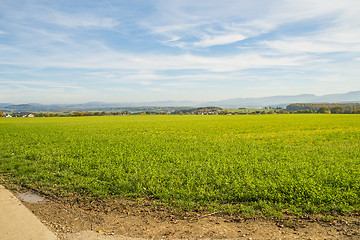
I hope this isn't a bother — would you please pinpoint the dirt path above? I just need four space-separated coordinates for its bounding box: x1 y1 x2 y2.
13 190 359 240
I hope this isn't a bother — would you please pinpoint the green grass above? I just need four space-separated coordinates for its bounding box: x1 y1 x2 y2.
0 115 359 215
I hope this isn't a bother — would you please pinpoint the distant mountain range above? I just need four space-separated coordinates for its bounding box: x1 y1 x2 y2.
1 91 360 112
203 91 360 108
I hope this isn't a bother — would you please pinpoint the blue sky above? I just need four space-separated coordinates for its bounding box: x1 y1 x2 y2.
1 0 360 104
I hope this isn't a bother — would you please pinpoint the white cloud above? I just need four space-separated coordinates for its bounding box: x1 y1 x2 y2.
139 81 152 86
0 1 119 29
104 87 137 93
1 45 305 73
142 0 278 48
261 38 360 54
49 11 119 28
126 73 161 81
149 88 164 92
193 33 246 48
259 13 360 55
0 79 82 89
143 0 360 50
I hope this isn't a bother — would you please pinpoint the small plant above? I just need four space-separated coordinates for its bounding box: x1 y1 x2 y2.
320 215 335 222
283 220 295 228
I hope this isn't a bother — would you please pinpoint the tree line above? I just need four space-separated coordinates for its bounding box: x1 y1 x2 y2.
286 103 360 112
34 111 131 117
2 104 360 117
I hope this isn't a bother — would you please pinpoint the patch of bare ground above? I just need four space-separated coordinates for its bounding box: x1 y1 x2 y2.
11 189 358 240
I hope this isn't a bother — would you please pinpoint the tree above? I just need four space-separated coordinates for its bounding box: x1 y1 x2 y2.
0 110 3 117
318 107 331 114
331 106 343 114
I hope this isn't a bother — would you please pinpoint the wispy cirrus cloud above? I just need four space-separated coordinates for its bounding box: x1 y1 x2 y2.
143 0 360 51
48 12 119 29
0 45 306 72
0 0 119 29
258 0 360 55
261 37 360 54
1 0 360 103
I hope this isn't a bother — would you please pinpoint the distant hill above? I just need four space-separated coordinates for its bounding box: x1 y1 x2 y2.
0 103 12 108
1 91 360 112
0 104 190 114
205 91 360 108
204 94 317 108
64 101 197 108
3 104 62 112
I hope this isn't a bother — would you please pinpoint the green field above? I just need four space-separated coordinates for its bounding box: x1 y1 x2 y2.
0 115 359 215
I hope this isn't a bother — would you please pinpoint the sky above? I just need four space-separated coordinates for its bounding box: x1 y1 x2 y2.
1 0 360 104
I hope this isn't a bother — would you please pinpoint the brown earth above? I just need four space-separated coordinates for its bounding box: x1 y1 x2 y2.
12 189 360 240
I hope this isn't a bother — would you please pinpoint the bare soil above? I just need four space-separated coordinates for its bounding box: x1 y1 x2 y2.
13 190 360 240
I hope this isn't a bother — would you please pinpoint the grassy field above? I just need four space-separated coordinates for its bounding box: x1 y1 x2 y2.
0 115 359 216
